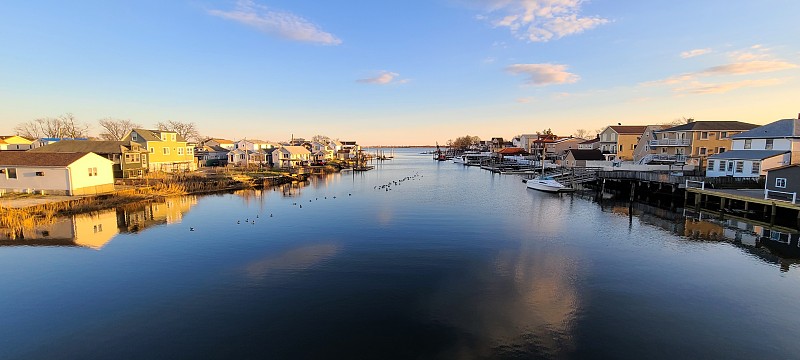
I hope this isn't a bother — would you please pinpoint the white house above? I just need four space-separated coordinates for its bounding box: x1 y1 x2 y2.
706 117 800 177
272 146 311 168
0 152 114 196
235 139 277 152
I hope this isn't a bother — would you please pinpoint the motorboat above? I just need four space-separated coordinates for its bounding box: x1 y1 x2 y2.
526 175 567 193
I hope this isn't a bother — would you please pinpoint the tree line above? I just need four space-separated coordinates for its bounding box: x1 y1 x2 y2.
12 114 202 142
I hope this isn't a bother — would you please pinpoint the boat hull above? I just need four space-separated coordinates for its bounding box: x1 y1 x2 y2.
526 178 566 192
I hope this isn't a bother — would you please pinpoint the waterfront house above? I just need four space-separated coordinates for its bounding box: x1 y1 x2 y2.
272 146 311 168
552 137 584 158
0 136 33 151
578 137 600 150
195 145 229 167
31 137 88 149
633 125 669 164
201 138 235 151
564 149 605 168
29 140 148 178
235 139 277 152
706 116 800 178
765 165 800 203
0 152 114 195
599 125 648 161
123 129 196 172
650 120 758 167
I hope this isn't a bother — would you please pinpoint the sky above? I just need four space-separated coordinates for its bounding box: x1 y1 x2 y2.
1 0 799 145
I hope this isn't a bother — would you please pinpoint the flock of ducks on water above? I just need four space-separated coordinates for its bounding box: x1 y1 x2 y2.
189 172 423 231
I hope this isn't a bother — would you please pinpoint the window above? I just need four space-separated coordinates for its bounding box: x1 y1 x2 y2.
132 133 138 141
765 139 773 150
718 147 726 153
35 171 44 176
744 139 752 149
700 132 708 139
171 134 176 141
186 147 192 155
735 161 744 173
178 147 184 155
720 131 728 138
6 168 17 179
141 154 147 165
619 144 623 151
707 160 715 170
752 162 760 174
88 167 97 176
163 147 170 155
727 161 734 172
776 178 787 188
149 147 154 153
631 144 636 150
161 133 167 141
699 147 707 156
717 161 725 171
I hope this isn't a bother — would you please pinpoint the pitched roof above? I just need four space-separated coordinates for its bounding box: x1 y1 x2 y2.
609 126 648 135
765 164 800 173
208 138 233 144
566 149 605 160
708 150 788 160
660 121 758 132
496 147 527 155
29 140 135 154
732 119 800 139
131 129 187 142
0 151 93 166
579 138 599 144
276 146 311 155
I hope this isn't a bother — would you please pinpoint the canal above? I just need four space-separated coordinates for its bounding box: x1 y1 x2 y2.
1 148 799 359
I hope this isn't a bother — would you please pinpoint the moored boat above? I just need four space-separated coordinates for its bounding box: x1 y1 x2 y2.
526 176 567 192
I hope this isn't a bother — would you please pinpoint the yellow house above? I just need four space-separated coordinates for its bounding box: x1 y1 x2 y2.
650 121 758 166
123 129 196 172
0 135 33 151
599 126 648 161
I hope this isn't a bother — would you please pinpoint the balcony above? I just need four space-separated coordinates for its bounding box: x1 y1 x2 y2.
649 138 692 147
639 154 687 165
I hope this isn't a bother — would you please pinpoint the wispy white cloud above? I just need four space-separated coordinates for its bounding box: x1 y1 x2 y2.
506 63 579 85
680 48 711 59
472 0 608 42
516 97 535 103
675 78 784 94
357 71 408 85
208 0 341 45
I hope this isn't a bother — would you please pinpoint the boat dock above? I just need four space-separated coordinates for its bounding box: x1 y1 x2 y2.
684 181 800 228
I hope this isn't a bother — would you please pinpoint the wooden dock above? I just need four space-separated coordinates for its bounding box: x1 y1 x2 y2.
684 182 800 228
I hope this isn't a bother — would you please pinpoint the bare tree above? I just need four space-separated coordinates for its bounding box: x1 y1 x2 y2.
312 134 331 143
660 116 694 127
98 118 141 140
13 113 89 139
573 128 591 139
156 120 201 142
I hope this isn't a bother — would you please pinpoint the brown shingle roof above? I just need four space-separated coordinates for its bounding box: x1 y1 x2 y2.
29 140 134 154
609 126 648 135
662 121 758 132
0 152 91 166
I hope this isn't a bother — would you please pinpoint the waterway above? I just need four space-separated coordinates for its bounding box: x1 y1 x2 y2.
2 148 800 359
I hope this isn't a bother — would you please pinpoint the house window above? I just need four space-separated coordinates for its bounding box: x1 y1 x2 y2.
141 154 147 165
186 147 192 155
707 160 715 170
35 171 44 176
765 139 773 150
149 147 154 153
699 147 707 156
163 147 170 155
718 147 726 153
6 168 17 179
88 167 97 176
619 144 623 151
132 133 138 141
720 131 728 138
751 162 760 174
735 161 744 173
178 147 184 155
776 178 787 188
171 134 176 141
718 161 725 171
744 139 752 149
700 132 708 139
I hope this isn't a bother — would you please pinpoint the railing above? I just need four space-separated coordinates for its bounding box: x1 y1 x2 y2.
685 180 705 190
765 189 798 204
639 154 687 164
649 139 692 146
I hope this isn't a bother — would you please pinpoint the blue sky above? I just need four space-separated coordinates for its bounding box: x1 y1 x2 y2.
2 0 799 145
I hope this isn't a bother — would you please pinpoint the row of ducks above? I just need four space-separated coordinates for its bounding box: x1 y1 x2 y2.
374 173 422 192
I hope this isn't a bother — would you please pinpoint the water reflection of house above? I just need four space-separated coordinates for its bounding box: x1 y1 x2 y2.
0 210 119 249
684 219 725 240
117 196 198 233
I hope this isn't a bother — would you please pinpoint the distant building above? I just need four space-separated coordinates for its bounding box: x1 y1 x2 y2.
31 137 88 149
651 120 758 166
0 152 114 195
765 165 800 203
564 149 605 168
0 136 33 151
201 138 235 151
578 137 600 150
706 117 799 177
195 145 230 167
272 146 311 168
123 129 196 172
599 125 648 161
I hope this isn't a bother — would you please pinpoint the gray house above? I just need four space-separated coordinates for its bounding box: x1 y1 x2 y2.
765 164 800 203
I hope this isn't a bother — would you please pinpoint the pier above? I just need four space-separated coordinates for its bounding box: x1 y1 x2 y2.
684 181 800 228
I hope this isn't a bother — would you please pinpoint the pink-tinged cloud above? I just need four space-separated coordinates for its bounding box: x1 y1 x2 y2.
702 60 797 75
476 0 608 42
680 48 711 59
208 0 342 45
506 63 579 85
675 79 784 94
357 71 407 85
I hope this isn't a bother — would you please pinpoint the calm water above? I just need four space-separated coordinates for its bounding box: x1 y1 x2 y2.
2 149 800 359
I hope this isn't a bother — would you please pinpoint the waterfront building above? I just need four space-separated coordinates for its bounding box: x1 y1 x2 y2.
0 136 33 151
0 152 114 195
706 117 800 177
765 165 800 202
201 138 235 151
123 129 196 172
650 120 758 167
31 137 88 149
272 146 311 168
633 125 669 164
563 149 605 168
598 125 648 161
29 140 149 178
195 145 229 167
578 136 600 150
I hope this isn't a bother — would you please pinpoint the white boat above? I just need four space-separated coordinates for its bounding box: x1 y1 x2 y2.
526 175 567 193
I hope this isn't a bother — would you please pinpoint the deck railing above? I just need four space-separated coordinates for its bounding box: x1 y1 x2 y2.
650 139 692 146
685 180 705 190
